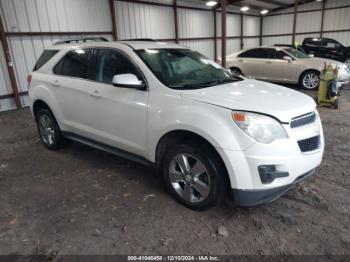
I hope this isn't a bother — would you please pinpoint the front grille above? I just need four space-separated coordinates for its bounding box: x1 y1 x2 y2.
297 135 320 152
290 112 316 129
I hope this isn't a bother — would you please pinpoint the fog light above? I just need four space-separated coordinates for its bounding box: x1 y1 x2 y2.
258 165 289 184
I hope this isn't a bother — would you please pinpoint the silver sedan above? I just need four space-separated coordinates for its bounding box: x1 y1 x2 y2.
224 46 350 90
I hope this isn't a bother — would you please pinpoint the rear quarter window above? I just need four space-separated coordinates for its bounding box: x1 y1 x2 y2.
34 50 59 71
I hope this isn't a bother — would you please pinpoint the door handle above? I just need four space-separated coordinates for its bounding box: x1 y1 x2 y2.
52 80 60 87
90 90 101 98
265 61 272 64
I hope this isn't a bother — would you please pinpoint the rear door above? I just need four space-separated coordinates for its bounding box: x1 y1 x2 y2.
51 48 98 136
236 48 267 79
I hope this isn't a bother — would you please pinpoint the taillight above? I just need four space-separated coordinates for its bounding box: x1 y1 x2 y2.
27 74 32 88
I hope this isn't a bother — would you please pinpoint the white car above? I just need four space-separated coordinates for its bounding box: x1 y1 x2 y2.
223 46 350 89
28 38 324 210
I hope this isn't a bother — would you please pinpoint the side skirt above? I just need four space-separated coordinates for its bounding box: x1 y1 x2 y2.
62 131 152 166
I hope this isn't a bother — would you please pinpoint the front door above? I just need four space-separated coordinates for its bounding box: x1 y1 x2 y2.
85 48 148 157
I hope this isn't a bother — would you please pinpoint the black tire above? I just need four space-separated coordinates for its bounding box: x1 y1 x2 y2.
230 67 242 77
163 142 227 210
35 108 64 150
299 70 320 90
333 99 339 109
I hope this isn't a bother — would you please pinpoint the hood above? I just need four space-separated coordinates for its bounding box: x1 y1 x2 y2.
180 79 316 123
306 57 346 69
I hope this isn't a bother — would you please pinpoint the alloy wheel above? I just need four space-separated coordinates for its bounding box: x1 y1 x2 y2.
303 73 319 89
38 114 56 146
168 153 211 203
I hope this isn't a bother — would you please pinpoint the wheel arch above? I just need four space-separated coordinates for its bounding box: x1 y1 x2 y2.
154 129 231 190
298 68 321 83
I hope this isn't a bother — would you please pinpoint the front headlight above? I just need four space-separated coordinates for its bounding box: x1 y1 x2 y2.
232 111 288 143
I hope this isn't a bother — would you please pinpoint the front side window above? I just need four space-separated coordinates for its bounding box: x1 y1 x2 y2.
54 49 93 79
136 49 240 89
95 49 141 84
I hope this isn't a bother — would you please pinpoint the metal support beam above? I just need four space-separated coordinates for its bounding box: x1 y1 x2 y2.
320 0 326 38
221 0 227 68
291 0 298 45
240 12 244 49
213 10 217 60
259 15 263 46
173 0 179 43
109 0 118 40
0 13 21 108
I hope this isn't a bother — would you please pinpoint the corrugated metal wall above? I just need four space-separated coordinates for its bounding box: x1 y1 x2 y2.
0 0 113 111
0 41 16 111
262 0 350 46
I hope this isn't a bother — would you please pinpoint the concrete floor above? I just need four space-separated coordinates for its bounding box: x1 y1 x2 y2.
0 87 349 256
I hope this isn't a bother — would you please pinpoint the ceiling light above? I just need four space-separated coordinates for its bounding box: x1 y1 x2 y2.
260 9 268 15
206 1 217 6
240 6 250 12
316 0 322 2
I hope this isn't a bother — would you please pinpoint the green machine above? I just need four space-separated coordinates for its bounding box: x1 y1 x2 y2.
316 64 339 109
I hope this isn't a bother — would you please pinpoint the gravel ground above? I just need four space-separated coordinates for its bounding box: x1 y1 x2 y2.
0 86 349 257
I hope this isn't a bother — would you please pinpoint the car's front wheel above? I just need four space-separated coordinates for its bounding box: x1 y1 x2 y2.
230 67 242 77
300 70 320 90
35 108 64 150
163 143 226 210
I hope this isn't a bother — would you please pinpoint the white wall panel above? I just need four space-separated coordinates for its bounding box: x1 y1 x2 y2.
263 14 293 35
216 39 240 58
326 0 350 8
180 39 214 60
216 13 241 37
115 1 174 40
178 9 213 38
0 0 112 32
324 7 350 31
323 32 350 46
243 16 259 36
296 11 321 33
243 37 259 49
0 42 16 111
262 36 292 46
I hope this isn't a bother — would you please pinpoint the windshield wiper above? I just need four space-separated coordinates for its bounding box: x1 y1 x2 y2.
169 78 239 90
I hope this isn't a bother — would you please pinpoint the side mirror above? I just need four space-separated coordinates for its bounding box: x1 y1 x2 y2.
283 56 292 63
112 74 145 89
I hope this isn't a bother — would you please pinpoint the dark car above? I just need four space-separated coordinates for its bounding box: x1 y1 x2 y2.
302 37 350 63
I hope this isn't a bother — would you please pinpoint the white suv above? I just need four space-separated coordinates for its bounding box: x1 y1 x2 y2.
28 38 324 210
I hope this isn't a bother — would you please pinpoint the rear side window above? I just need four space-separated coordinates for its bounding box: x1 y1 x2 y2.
34 50 59 71
54 49 93 79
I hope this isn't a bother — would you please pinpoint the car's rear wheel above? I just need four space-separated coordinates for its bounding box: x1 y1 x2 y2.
36 108 64 150
300 70 320 90
230 67 242 77
163 143 226 210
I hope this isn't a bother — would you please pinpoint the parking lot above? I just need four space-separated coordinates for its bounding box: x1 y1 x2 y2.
0 87 349 256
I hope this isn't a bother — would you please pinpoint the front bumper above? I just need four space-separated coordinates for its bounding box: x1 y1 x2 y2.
232 169 315 207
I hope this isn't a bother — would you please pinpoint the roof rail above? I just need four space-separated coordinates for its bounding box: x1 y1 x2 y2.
54 37 109 45
121 38 157 42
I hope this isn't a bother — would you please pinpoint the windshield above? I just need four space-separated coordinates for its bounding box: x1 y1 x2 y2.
136 49 241 89
285 48 310 59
